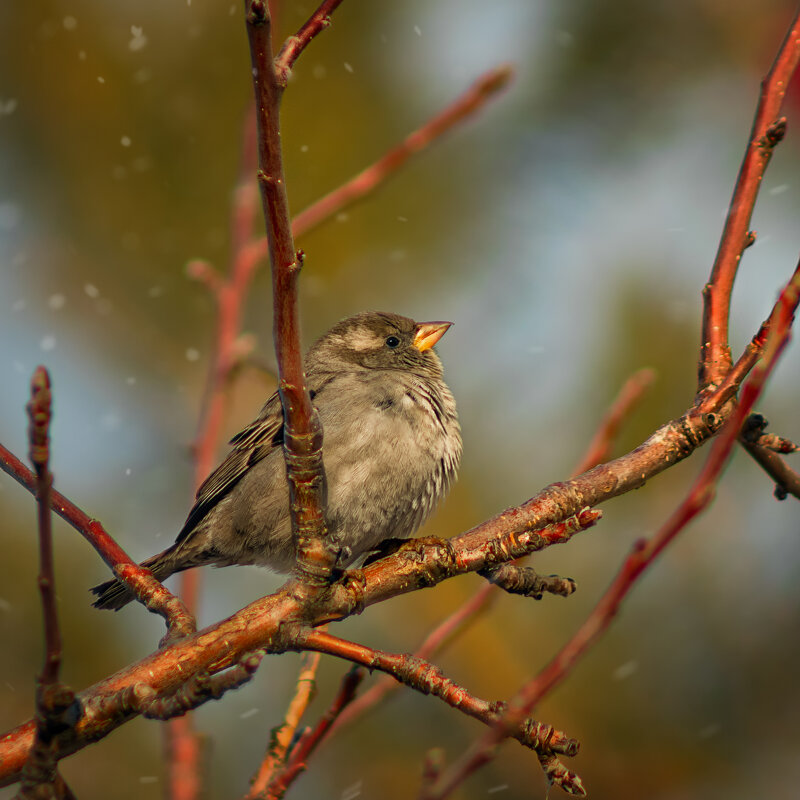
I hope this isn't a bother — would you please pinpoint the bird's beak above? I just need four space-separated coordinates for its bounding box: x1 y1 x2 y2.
413 321 453 352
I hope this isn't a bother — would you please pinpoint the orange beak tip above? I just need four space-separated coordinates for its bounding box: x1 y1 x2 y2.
413 321 453 352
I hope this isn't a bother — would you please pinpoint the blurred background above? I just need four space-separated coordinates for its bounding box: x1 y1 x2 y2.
2 1 800 798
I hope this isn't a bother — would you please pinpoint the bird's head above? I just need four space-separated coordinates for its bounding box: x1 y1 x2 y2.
308 311 452 378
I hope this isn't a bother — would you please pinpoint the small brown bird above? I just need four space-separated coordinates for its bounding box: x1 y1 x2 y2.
92 312 461 610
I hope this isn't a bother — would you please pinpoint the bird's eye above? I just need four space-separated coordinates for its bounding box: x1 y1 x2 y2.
385 335 401 348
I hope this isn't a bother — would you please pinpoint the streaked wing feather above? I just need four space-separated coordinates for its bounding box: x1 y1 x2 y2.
176 392 283 543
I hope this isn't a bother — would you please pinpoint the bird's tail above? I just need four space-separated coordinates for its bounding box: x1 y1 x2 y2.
90 545 182 611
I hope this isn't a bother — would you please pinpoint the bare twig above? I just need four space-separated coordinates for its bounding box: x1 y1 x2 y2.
288 65 514 240
572 367 657 474
169 103 263 800
264 666 364 800
0 442 194 638
28 368 59 687
700 8 800 387
427 265 800 800
245 0 333 584
16 369 78 800
293 628 580 762
274 0 346 82
244 651 322 800
741 441 800 499
330 584 496 734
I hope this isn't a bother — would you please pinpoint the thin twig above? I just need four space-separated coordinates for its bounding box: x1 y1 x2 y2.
740 435 800 500
245 651 322 800
28 368 59 687
245 0 333 584
16 369 78 800
168 103 263 800
289 65 514 240
330 584 496 734
572 367 657 474
699 7 800 387
274 0 346 82
0 442 194 638
264 666 364 800
293 628 580 761
426 265 800 800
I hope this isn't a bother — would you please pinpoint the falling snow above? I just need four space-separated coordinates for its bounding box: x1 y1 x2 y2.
0 203 20 230
239 708 259 719
121 135 132 147
612 660 638 681
414 25 422 36
48 294 66 310
40 335 56 352
186 348 200 362
97 76 105 84
101 412 120 431
84 283 100 298
129 26 147 52
62 16 77 31
343 62 354 73
341 781 362 800
0 99 17 116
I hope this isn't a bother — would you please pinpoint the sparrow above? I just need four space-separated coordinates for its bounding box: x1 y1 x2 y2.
92 311 461 610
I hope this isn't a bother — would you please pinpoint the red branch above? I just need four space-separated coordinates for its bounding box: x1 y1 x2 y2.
0 443 193 638
274 0 346 82
288 65 514 240
572 367 656 474
330 583 496 734
17 368 78 799
264 667 364 800
295 629 583 796
243 651 322 800
428 264 800 800
245 0 334 583
700 8 800 387
27 368 59 687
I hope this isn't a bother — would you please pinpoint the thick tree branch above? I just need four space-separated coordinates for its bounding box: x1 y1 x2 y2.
699 8 800 387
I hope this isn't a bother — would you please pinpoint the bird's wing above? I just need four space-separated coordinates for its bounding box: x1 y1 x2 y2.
175 391 284 543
